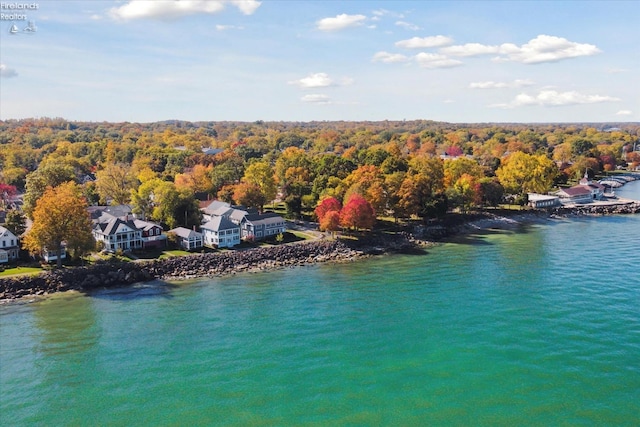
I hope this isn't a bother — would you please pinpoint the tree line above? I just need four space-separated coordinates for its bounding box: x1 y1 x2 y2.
1 119 638 263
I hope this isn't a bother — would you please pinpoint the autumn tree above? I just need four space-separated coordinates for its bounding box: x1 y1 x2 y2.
320 210 341 234
314 196 342 223
242 160 277 209
340 194 375 231
23 163 77 218
95 163 137 205
22 182 94 267
443 157 484 189
233 182 266 211
496 152 557 196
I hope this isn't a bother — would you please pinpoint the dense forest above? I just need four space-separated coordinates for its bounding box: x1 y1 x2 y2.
1 118 639 234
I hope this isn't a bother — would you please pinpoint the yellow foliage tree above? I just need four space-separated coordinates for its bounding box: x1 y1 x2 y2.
22 182 94 267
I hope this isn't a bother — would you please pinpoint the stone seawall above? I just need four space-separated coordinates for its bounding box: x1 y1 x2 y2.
0 240 368 301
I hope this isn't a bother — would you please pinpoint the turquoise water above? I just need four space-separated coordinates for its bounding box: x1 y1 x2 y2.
2 181 640 426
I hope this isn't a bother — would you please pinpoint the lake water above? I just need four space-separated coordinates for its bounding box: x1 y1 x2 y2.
1 180 639 425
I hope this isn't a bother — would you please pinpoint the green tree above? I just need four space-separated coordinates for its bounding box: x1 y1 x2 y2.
4 209 27 236
95 163 137 205
22 182 94 268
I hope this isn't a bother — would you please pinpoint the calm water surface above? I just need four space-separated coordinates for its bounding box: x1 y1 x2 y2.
1 181 639 425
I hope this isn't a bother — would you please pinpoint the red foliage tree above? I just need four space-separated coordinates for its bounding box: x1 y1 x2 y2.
314 196 342 222
340 194 375 230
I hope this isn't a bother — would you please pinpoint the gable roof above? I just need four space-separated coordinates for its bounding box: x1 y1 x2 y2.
0 225 17 239
133 219 162 232
558 186 591 197
200 200 231 215
168 227 203 239
95 218 139 236
202 216 239 232
243 212 285 226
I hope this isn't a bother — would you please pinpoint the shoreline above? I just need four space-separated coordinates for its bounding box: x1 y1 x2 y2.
1 202 639 303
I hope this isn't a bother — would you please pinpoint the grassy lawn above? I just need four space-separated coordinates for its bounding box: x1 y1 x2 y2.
0 266 43 277
289 230 315 241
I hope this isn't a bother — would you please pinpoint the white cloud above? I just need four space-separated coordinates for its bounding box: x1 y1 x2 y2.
316 13 367 31
395 35 454 49
109 0 261 21
289 73 335 88
469 79 534 89
499 35 601 64
441 42 500 57
301 94 331 104
415 53 462 69
616 110 633 116
0 64 18 78
442 35 600 64
216 24 243 31
289 73 354 89
395 21 420 31
372 51 410 64
491 90 620 108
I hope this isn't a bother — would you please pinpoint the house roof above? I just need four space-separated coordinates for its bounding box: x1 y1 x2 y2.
212 206 234 217
0 225 17 239
133 219 162 232
202 216 239 232
200 200 231 215
243 212 285 226
168 227 203 239
88 205 134 221
95 218 139 235
558 186 592 197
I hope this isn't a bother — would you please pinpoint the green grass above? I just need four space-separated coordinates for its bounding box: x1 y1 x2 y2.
161 249 192 257
0 266 43 277
289 230 315 241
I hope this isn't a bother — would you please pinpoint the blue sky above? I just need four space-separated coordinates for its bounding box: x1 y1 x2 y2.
1 0 638 123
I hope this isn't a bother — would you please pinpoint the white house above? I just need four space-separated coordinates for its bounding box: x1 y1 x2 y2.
168 227 204 251
201 216 241 248
241 213 287 240
527 193 560 209
93 218 143 252
0 225 19 264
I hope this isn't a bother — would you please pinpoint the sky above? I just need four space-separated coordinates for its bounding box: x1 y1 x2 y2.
0 0 638 123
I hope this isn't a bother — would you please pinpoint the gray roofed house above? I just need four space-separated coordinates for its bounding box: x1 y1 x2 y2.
93 217 143 252
200 200 231 222
133 219 167 249
168 227 204 251
241 213 286 240
201 216 240 248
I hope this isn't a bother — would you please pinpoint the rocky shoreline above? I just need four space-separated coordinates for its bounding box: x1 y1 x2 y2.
0 238 413 302
1 203 639 302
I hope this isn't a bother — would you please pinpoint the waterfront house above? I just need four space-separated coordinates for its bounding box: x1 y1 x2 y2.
201 216 241 248
93 217 143 252
557 186 593 205
200 200 231 222
168 227 204 251
241 213 287 240
0 225 19 264
133 219 167 249
43 246 67 263
527 193 560 209
577 172 605 200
